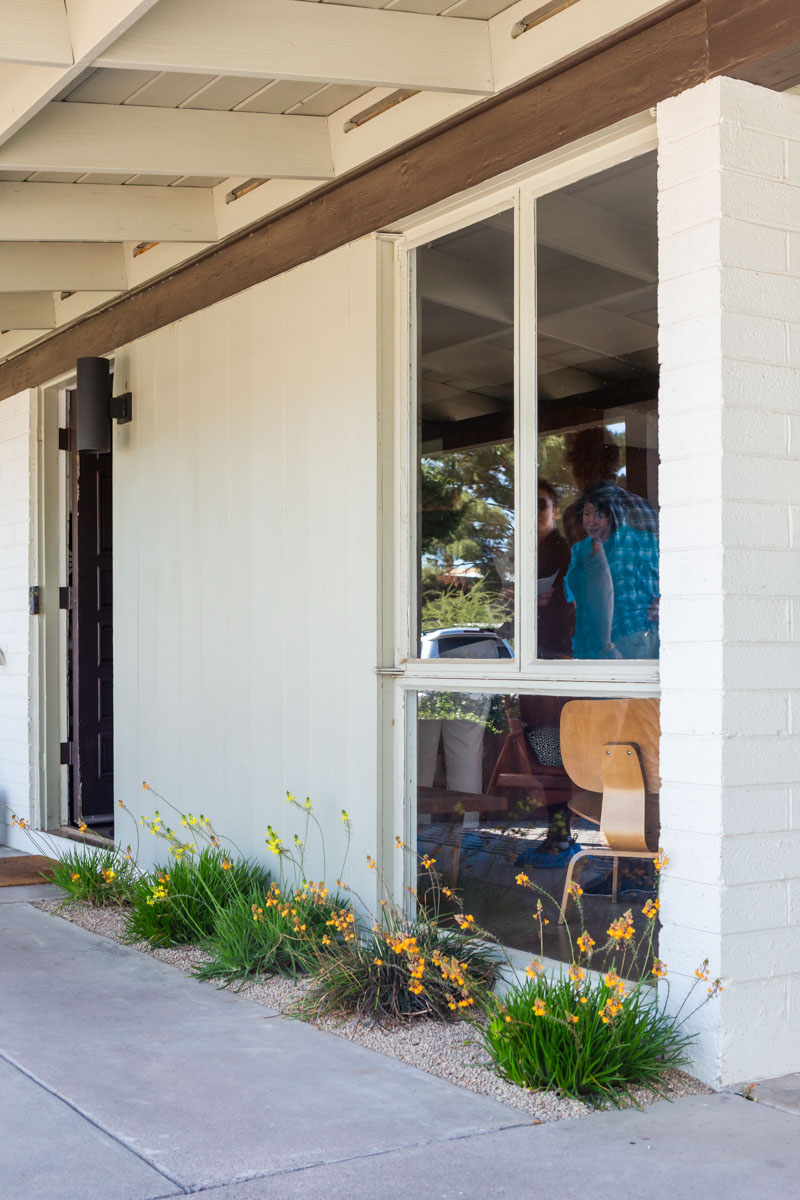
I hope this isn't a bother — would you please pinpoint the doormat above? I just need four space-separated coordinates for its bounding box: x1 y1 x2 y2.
0 855 58 887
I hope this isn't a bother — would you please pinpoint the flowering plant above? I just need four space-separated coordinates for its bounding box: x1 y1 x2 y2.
480 854 722 1105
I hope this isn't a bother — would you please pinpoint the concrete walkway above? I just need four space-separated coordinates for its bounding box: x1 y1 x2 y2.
1 895 797 1200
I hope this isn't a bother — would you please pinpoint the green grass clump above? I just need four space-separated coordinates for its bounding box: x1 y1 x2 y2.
481 971 693 1106
299 915 503 1024
50 846 136 907
124 848 269 946
196 879 344 984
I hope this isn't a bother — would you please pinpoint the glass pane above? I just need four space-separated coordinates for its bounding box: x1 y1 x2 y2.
416 691 660 970
536 153 659 660
415 210 515 658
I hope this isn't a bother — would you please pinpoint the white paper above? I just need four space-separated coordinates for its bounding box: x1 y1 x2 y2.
537 571 558 596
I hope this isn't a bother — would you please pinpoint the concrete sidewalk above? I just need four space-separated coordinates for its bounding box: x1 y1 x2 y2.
0 897 796 1200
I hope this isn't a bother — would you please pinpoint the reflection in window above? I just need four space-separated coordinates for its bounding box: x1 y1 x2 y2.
416 691 660 968
415 211 515 657
537 153 660 660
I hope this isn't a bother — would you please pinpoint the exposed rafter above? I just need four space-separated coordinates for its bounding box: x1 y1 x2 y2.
0 0 73 67
539 305 656 358
420 250 513 325
0 103 334 179
0 292 56 328
0 182 217 242
0 1 162 147
0 243 127 291
538 194 657 282
98 0 494 94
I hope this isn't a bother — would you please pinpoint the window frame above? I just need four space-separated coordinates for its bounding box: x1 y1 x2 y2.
385 117 660 910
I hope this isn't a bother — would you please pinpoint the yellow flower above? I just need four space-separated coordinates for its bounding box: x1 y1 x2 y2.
454 913 475 929
642 898 660 919
221 859 232 870
441 887 454 899
366 856 376 871
695 961 710 981
373 958 384 967
515 871 530 887
607 910 635 941
322 935 331 946
576 933 595 954
565 1012 579 1025
420 855 436 870
651 958 668 979
653 848 669 872
71 872 80 882
567 881 583 898
533 998 546 1017
525 960 542 979
102 868 115 882
395 836 407 849
142 781 150 790
78 822 88 834
341 809 350 823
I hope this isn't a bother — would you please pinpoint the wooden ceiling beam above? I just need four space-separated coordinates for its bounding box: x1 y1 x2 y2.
98 0 494 95
0 243 127 291
0 181 217 242
0 102 334 180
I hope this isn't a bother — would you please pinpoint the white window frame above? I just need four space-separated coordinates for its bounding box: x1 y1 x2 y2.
384 114 660 908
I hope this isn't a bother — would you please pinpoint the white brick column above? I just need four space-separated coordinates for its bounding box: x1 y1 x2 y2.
658 77 800 1086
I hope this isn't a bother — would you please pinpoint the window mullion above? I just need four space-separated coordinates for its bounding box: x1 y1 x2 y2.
518 188 537 669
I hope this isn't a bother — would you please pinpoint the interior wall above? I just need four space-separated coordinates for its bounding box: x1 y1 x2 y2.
112 236 385 900
0 389 34 848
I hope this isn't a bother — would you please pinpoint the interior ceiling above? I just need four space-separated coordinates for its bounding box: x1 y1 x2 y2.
419 152 658 429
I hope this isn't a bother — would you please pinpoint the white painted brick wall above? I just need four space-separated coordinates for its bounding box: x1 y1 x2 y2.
0 390 33 843
658 77 800 1086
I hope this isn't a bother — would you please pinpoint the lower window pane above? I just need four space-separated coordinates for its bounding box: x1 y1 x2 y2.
415 691 660 969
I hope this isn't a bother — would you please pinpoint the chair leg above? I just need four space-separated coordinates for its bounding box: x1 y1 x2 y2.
558 849 590 924
611 856 619 904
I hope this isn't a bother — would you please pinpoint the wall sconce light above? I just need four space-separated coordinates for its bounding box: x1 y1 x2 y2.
76 357 132 453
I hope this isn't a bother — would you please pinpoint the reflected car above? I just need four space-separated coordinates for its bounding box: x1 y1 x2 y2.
420 628 513 660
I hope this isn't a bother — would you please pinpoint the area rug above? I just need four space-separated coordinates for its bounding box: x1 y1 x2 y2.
0 855 58 886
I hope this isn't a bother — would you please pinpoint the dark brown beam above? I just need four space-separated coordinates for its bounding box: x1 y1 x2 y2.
0 0 798 401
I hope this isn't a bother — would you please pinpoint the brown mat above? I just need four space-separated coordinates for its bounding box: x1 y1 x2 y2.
0 855 58 886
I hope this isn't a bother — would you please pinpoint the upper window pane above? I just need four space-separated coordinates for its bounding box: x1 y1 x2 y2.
536 153 659 661
415 211 515 659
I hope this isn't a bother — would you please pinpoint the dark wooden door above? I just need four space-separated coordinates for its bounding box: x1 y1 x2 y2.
68 391 114 826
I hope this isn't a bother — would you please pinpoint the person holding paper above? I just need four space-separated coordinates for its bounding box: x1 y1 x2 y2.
564 481 659 659
537 479 573 659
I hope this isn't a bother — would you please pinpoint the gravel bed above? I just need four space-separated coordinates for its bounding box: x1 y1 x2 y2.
31 898 709 1121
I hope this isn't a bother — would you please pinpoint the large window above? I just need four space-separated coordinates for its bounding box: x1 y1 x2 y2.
401 146 661 963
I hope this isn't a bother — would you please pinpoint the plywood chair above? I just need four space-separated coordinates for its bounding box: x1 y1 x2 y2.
557 698 660 923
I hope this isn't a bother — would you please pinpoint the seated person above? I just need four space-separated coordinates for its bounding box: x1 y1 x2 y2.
536 478 573 659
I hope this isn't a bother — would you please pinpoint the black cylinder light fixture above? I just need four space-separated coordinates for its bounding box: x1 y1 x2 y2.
76 356 132 453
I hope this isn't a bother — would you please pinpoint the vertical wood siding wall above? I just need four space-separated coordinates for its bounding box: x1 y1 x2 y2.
0 390 34 842
113 237 383 890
